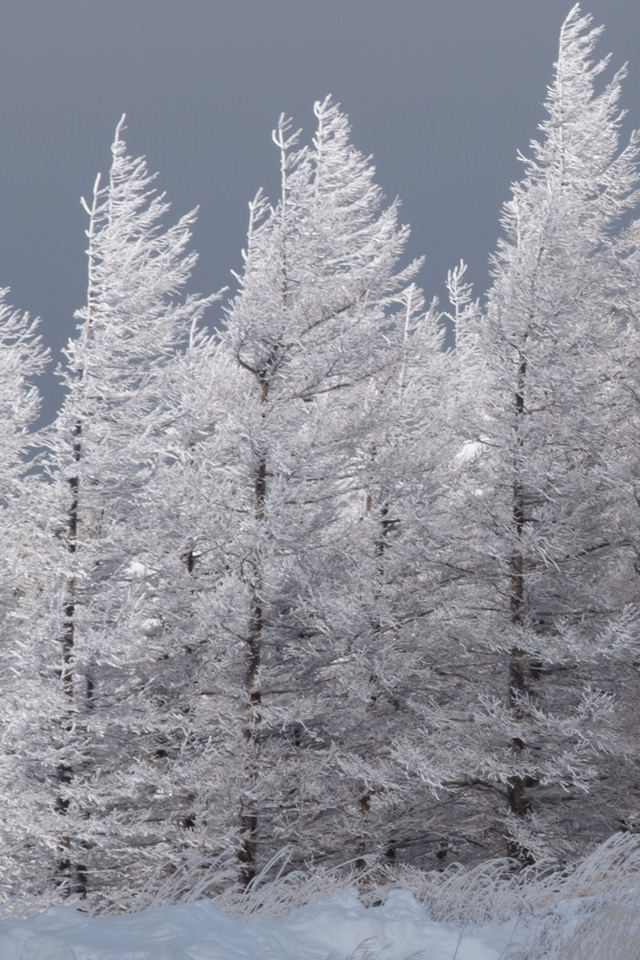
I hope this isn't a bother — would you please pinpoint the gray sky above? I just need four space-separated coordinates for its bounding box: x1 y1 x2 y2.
2 0 639 423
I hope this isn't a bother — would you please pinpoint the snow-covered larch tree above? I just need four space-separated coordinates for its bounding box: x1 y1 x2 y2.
0 293 51 899
182 96 437 882
18 117 217 899
427 4 640 862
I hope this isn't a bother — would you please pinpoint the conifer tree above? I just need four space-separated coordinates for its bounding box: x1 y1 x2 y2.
181 97 432 880
441 4 640 861
16 119 215 898
0 293 50 898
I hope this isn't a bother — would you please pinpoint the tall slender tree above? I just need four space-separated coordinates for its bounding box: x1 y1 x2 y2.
180 96 433 881
0 293 50 899
15 118 216 899
445 4 640 861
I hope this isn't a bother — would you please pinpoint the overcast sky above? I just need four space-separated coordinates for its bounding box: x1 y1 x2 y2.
2 0 640 423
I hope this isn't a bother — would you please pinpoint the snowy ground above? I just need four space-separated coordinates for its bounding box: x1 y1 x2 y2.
1 834 639 960
0 890 507 960
0 887 624 960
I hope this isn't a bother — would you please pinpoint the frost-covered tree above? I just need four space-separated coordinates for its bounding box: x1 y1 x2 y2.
177 96 437 881
308 275 472 870
423 4 640 862
13 118 216 899
0 293 50 898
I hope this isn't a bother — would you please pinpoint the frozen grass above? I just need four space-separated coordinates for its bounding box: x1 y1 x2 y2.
386 833 640 958
103 831 640 914
222 834 640 957
554 890 640 960
96 832 640 958
114 849 364 920
384 832 640 925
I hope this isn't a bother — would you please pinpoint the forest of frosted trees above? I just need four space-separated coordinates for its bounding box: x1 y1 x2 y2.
2 5 640 903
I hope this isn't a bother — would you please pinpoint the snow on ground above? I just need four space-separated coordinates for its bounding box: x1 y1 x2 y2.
0 888 510 960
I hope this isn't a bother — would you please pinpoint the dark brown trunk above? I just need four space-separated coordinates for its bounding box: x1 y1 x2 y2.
56 202 99 898
354 792 371 871
507 354 534 861
239 602 262 886
239 374 268 887
354 490 395 870
56 420 88 896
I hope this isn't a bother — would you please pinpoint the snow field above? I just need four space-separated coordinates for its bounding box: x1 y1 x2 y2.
0 891 499 960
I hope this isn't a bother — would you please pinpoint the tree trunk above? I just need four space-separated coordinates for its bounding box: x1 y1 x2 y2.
507 353 534 862
354 487 395 869
56 419 87 897
239 374 268 887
